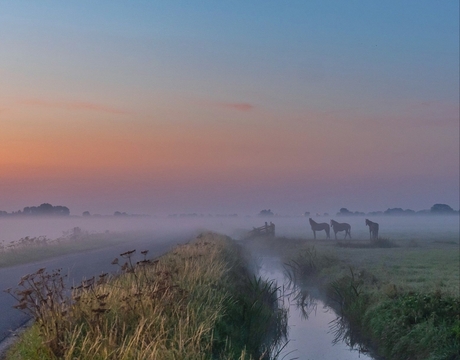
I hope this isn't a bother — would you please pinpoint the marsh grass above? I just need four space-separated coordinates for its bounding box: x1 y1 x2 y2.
6 232 287 360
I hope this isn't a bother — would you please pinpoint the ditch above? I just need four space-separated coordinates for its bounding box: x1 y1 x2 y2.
257 256 380 360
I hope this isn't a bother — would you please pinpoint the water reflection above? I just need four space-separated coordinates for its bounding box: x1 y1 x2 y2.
292 287 318 321
257 257 377 360
287 268 379 359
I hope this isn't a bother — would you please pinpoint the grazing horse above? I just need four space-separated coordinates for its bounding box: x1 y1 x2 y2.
330 219 351 240
309 218 330 239
365 219 379 240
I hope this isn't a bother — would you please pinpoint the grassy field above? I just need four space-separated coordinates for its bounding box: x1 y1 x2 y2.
332 242 459 296
5 232 287 360
243 234 460 360
0 230 138 268
245 235 459 295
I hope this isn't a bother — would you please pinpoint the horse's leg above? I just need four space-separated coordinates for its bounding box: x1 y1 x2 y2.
335 231 337 240
313 230 316 240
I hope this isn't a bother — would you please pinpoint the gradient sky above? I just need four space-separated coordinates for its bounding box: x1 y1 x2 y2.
1 1 459 216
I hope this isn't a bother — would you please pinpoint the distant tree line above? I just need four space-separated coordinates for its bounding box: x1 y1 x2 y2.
81 211 149 217
167 213 238 218
0 203 70 216
335 204 458 216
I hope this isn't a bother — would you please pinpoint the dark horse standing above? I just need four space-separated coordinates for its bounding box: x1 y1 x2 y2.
365 219 379 240
309 218 330 239
330 219 351 240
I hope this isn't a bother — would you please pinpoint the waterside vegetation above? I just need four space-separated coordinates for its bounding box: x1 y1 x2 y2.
246 235 460 360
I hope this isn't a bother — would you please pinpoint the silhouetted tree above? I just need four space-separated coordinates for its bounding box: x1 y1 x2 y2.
53 206 70 215
431 204 455 213
23 203 70 216
82 211 91 217
384 208 415 215
258 209 274 217
114 211 128 216
337 208 353 216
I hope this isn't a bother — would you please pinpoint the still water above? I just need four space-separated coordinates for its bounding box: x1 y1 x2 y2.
258 257 377 360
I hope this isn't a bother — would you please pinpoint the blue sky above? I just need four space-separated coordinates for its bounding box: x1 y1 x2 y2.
0 1 458 215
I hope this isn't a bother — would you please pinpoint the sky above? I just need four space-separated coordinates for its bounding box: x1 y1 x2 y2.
0 1 458 216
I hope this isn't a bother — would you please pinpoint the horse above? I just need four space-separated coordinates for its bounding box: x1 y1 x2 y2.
365 219 379 240
330 219 351 240
309 218 330 239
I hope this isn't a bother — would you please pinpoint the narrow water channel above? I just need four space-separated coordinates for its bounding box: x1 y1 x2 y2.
257 256 377 360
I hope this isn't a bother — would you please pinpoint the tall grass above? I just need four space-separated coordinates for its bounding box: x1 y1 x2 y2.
6 232 287 360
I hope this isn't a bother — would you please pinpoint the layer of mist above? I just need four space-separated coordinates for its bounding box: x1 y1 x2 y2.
1 214 458 246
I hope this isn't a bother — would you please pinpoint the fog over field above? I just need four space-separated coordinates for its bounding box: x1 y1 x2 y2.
2 213 457 357
1 213 458 246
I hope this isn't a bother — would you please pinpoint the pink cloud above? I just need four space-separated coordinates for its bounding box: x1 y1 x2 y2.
19 99 132 115
214 102 255 112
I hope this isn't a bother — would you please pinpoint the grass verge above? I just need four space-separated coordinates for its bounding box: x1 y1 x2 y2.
5 232 287 360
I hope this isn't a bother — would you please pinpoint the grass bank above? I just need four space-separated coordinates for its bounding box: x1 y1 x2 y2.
5 232 287 360
244 235 460 360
